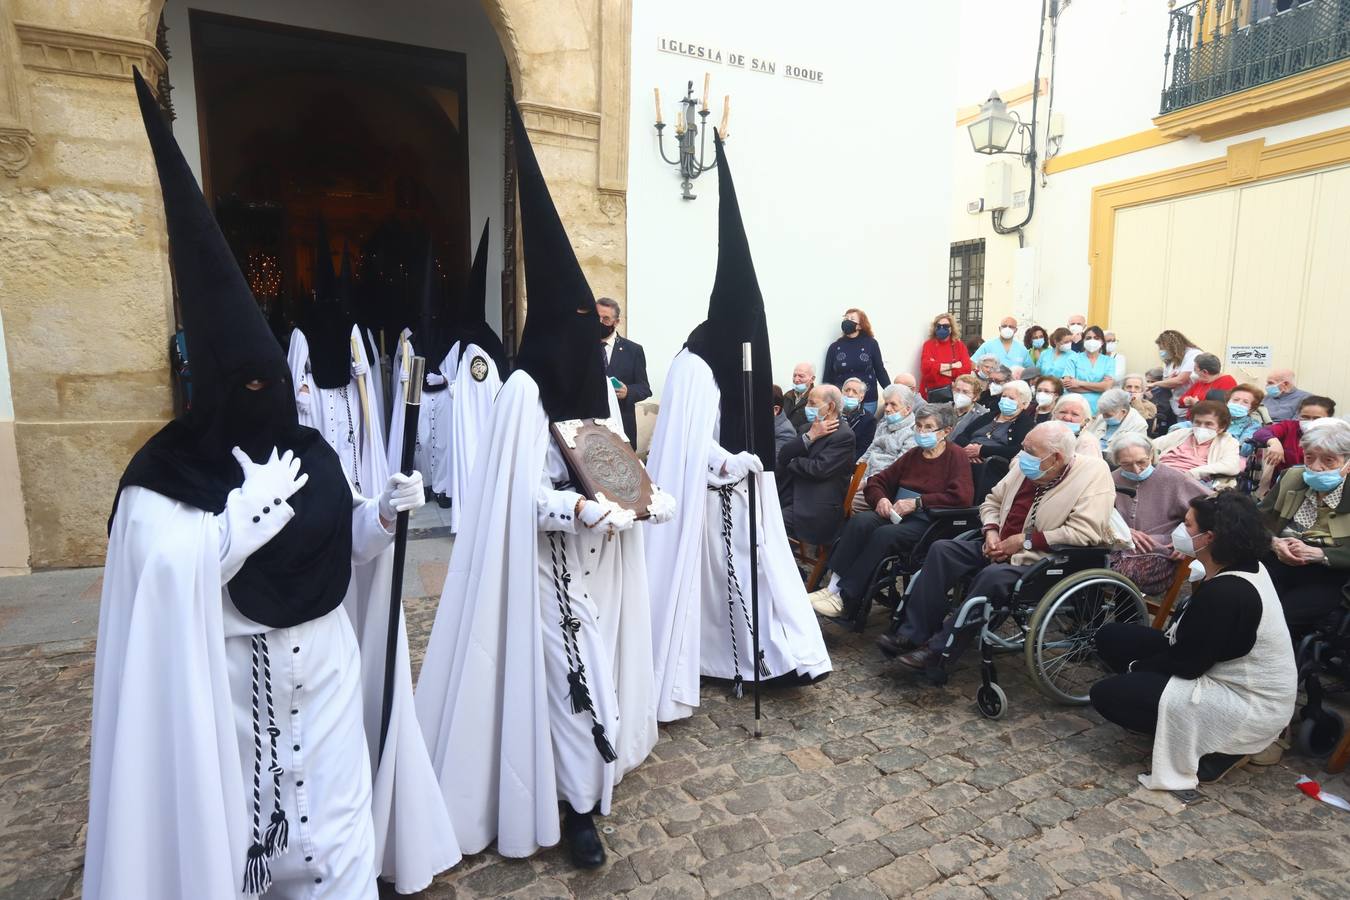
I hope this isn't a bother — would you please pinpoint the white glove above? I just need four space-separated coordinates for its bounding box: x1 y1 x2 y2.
351 357 369 377
722 451 764 481
646 487 677 524
232 447 308 507
426 372 447 386
379 471 425 520
579 499 636 535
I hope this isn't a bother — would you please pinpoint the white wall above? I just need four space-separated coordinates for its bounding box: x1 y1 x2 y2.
162 0 508 331
627 1 961 396
950 0 1350 347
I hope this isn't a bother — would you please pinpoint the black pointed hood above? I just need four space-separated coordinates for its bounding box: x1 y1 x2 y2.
451 219 509 375
509 99 609 422
412 238 454 376
114 69 352 630
302 219 355 389
686 131 775 471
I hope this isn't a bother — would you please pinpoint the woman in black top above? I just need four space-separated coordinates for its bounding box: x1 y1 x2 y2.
1089 491 1274 784
823 308 889 414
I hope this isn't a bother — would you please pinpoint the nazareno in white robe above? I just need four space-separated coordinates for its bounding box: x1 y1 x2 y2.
287 327 461 893
85 483 394 900
645 349 832 723
446 342 502 532
417 370 659 856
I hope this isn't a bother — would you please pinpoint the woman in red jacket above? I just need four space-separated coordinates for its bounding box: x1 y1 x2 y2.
919 312 972 399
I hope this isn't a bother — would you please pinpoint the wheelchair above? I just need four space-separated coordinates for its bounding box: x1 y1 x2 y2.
1291 606 1350 763
824 505 981 633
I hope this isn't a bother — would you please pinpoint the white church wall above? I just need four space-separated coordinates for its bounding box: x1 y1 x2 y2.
626 0 962 399
162 0 508 333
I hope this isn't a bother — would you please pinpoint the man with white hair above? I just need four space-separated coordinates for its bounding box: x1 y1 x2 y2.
1067 313 1087 352
879 422 1117 680
783 362 816 429
1262 368 1312 422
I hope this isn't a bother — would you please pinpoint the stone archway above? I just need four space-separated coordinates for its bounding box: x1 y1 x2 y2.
0 0 630 568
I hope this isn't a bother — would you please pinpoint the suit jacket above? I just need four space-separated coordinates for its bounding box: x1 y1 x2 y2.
777 419 856 545
781 386 812 430
980 452 1116 566
604 335 651 448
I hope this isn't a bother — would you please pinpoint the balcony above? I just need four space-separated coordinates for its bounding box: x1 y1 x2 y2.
1157 0 1350 138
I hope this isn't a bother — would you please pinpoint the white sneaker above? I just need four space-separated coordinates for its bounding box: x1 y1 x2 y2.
809 588 844 617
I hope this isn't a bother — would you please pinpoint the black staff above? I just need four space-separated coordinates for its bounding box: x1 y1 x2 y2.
741 341 763 737
379 354 424 759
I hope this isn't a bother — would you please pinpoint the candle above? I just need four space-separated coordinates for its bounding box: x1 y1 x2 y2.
702 73 710 111
654 87 662 124
720 95 731 138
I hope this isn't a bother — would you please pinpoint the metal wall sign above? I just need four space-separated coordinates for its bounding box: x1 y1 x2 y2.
1227 344 1273 368
656 38 824 84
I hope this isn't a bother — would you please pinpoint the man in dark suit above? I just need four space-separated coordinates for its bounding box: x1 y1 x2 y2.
597 297 651 448
778 384 856 547
781 361 815 430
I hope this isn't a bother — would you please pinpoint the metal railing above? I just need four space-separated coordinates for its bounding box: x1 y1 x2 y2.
1160 0 1350 114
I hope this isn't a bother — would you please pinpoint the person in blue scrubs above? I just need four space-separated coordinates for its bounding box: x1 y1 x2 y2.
971 316 1031 372
1063 325 1116 414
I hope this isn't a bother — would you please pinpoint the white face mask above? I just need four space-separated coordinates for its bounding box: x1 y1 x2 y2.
1000 326 1016 340
1035 391 1056 408
1058 343 1073 354
1105 341 1118 354
1069 323 1085 335
989 382 1005 396
1083 338 1103 354
1192 427 1218 444
1170 522 1201 556
953 393 973 410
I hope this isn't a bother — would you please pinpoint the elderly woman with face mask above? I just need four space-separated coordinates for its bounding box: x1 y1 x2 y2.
954 379 1036 464
1153 400 1242 488
1087 388 1149 454
1261 419 1350 636
948 374 987 444
1108 433 1212 594
1053 393 1101 457
852 384 919 511
1122 374 1160 436
1032 376 1063 424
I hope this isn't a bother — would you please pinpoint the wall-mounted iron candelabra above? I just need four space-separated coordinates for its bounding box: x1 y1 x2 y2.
654 75 729 200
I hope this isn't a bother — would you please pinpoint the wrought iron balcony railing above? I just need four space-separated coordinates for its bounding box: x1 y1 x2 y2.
1160 0 1350 115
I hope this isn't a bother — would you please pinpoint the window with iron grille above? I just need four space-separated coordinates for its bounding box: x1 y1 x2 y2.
949 239 985 342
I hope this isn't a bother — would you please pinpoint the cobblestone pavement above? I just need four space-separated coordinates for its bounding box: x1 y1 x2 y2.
4 581 1350 900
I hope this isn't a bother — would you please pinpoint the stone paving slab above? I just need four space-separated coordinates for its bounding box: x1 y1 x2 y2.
2 587 1350 899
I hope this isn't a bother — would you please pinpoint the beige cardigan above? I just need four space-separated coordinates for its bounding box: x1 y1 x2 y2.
1086 407 1149 451
1151 427 1242 487
980 453 1117 566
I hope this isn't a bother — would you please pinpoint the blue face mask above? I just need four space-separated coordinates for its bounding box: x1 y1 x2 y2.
1159 349 1170 361
1227 402 1250 421
1303 468 1344 493
1265 384 1281 398
998 397 1019 417
804 406 819 423
1120 465 1154 482
792 382 808 394
885 412 905 426
1031 338 1045 349
915 431 939 449
935 326 951 340
842 396 860 412
1018 451 1048 480
1061 420 1082 435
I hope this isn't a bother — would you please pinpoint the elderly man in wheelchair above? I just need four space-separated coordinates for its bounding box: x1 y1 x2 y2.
877 422 1146 707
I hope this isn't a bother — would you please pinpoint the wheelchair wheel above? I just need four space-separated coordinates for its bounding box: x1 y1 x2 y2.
976 683 1007 720
1025 568 1148 705
1294 710 1345 758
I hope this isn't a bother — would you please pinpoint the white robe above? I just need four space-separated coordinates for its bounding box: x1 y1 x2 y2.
85 484 393 900
446 342 502 532
645 350 832 723
287 328 461 893
1140 565 1297 791
417 371 653 857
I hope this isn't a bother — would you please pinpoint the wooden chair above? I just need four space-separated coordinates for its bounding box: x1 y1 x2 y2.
792 462 868 591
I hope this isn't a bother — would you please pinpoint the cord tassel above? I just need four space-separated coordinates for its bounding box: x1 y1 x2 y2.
566 667 593 715
758 650 770 678
733 674 744 699
264 808 289 858
591 723 618 763
243 843 271 895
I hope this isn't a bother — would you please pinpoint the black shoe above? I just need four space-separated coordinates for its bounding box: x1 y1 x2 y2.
876 632 916 658
1197 752 1249 784
436 493 452 509
562 805 606 869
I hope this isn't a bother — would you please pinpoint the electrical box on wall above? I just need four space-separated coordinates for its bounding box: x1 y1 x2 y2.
984 160 1013 211
967 199 985 215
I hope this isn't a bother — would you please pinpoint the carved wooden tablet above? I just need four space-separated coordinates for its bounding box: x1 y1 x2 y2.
551 418 654 519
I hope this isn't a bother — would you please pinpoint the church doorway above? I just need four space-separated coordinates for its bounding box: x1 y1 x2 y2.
185 9 491 354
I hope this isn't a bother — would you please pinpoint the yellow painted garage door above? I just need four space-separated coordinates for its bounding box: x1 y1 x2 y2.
1108 163 1350 404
